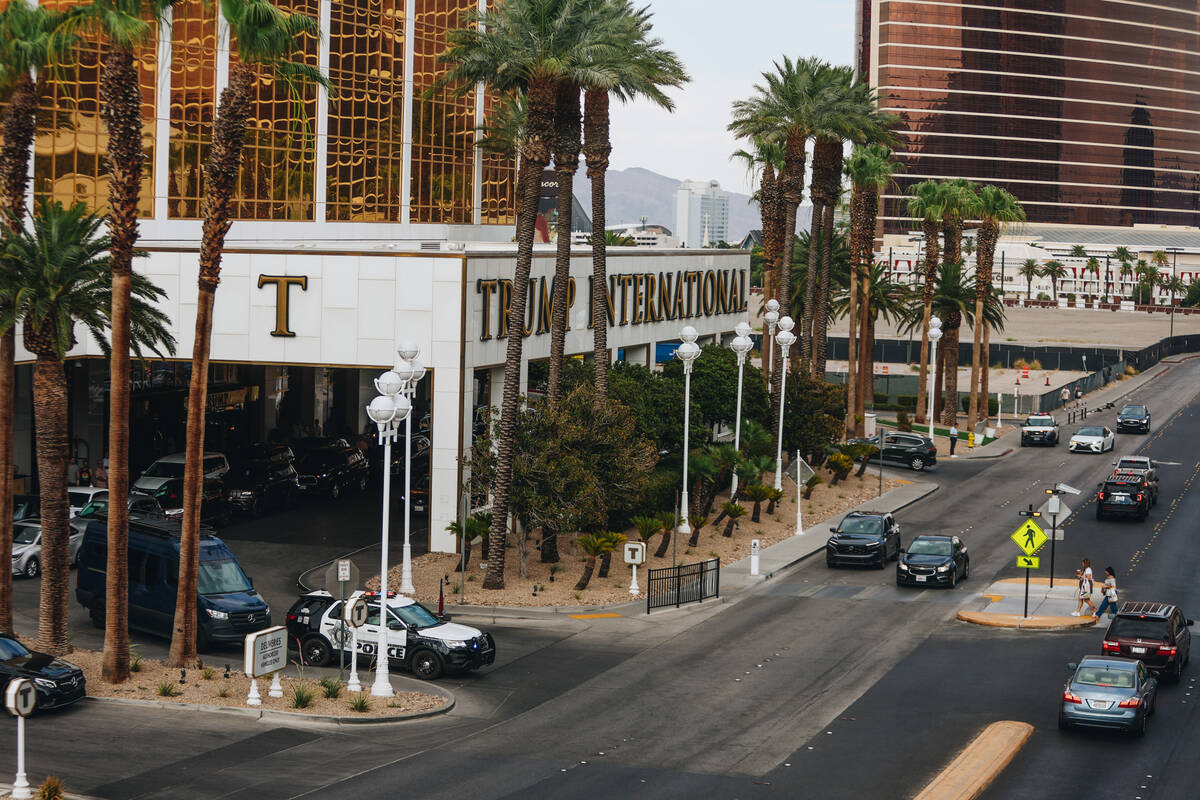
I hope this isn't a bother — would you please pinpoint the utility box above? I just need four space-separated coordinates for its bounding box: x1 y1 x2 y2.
864 413 877 437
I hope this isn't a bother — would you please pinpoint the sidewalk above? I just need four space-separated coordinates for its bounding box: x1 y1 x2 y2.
957 577 1102 630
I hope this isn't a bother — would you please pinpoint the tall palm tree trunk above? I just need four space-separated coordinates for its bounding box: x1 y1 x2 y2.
584 89 611 402
100 42 144 684
801 200 822 376
32 356 70 655
980 323 992 424
845 185 865 435
547 83 579 407
941 314 962 426
761 166 783 391
485 79 557 591
966 221 996 436
813 202 835 378
0 70 38 635
915 219 939 424
168 63 254 668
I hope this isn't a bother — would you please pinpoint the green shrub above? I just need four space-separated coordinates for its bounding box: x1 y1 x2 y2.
827 453 854 484
156 680 181 698
319 677 344 699
873 392 889 405
291 682 315 709
896 410 913 431
201 666 215 680
897 395 917 408
348 694 371 713
1065 293 1076 302
1036 292 1051 301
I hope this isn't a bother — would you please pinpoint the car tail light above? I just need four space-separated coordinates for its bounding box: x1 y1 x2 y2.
1118 697 1141 708
1098 492 1105 500
1136 493 1144 502
1062 691 1083 704
1158 645 1177 655
1102 640 1121 653
286 613 297 623
928 446 937 453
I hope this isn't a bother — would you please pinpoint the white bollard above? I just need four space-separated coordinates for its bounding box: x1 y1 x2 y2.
750 539 761 576
347 628 362 692
629 564 640 596
11 716 30 799
268 671 283 699
246 678 262 707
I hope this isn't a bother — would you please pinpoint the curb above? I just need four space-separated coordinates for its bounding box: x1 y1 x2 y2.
914 720 1034 800
957 610 1099 630
82 687 455 725
962 447 1013 461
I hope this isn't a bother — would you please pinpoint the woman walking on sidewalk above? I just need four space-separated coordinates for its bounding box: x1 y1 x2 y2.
1072 561 1098 616
1094 567 1119 618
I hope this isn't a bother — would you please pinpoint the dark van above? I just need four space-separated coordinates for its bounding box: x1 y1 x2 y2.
75 517 270 652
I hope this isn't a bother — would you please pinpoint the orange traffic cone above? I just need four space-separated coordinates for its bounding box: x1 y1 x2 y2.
1045 374 1051 386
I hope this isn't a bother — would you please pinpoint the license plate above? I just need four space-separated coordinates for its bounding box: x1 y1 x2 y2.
1131 646 1147 654
1088 700 1112 710
1113 494 1129 502
916 575 927 583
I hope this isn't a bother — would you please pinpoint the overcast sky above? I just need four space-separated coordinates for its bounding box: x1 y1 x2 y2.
607 0 856 196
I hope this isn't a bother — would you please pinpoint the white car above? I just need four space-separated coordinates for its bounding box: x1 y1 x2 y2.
12 519 84 577
67 487 108 518
1069 425 1115 454
134 452 229 494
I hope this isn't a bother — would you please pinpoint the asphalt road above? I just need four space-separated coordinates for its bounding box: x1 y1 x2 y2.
6 360 1200 799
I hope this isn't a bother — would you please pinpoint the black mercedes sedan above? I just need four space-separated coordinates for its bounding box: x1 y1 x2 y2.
0 635 85 711
1116 404 1151 434
896 535 969 588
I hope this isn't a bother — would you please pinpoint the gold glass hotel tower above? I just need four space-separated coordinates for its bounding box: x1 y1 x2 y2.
857 0 1200 233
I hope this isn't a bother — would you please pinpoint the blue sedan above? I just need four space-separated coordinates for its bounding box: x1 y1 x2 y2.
1059 656 1157 736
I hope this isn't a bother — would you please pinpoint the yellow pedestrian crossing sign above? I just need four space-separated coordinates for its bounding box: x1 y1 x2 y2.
1016 555 1040 569
1011 520 1047 556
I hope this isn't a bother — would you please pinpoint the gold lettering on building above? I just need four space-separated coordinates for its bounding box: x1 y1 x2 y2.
257 275 308 337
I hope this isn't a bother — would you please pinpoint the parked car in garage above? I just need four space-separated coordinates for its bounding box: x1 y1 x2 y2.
134 452 229 494
70 494 166 538
296 446 370 499
225 459 300 517
68 486 108 518
12 519 84 576
139 477 233 528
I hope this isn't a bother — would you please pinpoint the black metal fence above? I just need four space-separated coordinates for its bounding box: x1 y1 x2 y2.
646 559 720 613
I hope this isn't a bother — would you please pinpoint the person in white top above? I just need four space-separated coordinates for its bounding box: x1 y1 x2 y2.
948 425 959 457
1073 558 1097 616
1094 567 1119 618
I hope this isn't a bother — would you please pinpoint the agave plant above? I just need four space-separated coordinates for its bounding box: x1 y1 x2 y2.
741 484 772 523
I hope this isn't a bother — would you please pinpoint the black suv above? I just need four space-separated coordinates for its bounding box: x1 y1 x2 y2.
141 477 233 528
1102 602 1193 680
1096 471 1153 521
1116 404 1151 433
848 432 937 471
225 460 299 517
826 511 902 568
297 446 370 500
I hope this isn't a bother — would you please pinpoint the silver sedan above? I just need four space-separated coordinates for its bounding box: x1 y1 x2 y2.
1059 656 1157 736
11 520 84 578
1069 425 1115 454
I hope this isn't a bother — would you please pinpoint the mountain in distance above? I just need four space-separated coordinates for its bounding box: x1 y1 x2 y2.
571 166 811 245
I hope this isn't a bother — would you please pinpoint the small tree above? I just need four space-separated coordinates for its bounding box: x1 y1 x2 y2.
742 484 771 523
574 534 614 590
687 514 709 548
803 474 823 499
631 514 661 543
722 503 746 537
653 511 676 559
597 531 626 578
827 453 854 485
446 512 489 572
766 487 785 514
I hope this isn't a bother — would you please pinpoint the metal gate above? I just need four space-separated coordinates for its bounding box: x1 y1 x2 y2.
646 559 720 613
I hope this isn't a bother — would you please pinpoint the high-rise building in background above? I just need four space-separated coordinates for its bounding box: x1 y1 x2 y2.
858 0 1200 233
674 179 730 246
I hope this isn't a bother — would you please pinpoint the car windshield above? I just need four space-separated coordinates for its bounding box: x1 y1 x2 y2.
1116 459 1146 470
0 638 30 661
198 558 253 595
1077 426 1104 436
1109 617 1170 641
12 525 37 545
143 461 185 478
1025 417 1054 426
80 499 109 517
393 603 441 628
1120 406 1147 418
1075 665 1135 688
907 539 952 556
838 517 883 535
68 491 96 508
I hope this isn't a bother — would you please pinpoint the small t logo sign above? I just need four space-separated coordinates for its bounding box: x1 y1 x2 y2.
257 275 308 337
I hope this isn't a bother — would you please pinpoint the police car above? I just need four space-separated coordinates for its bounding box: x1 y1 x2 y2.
285 590 495 680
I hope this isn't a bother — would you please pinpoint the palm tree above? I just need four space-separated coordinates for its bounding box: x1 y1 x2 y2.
844 144 900 435
939 179 980 272
170 0 325 668
966 185 1023 434
83 0 177 685
573 533 614 590
0 201 174 656
1117 253 1134 298
583 2 687 403
1085 257 1101 297
906 180 946 425
830 262 911 420
0 0 77 637
547 81 581 407
1042 260 1067 301
1019 258 1040 300
1069 244 1087 259
446 512 489 571
721 502 745 537
442 0 643 590
731 137 785 379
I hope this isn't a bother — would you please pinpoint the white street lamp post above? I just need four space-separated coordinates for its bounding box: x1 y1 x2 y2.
396 340 424 596
729 322 753 498
773 316 797 490
764 298 780 390
927 316 943 438
675 327 701 538
365 367 412 698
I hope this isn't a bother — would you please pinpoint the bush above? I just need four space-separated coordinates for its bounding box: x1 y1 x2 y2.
1132 284 1153 305
827 453 854 484
897 394 917 408
959 396 1000 415
37 776 66 800
1065 293 1076 302
291 682 315 709
1036 292 1051 300
348 695 371 713
873 392 889 405
319 677 344 699
156 680 181 698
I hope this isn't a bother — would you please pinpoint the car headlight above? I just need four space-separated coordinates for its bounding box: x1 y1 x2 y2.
442 640 468 648
898 563 909 571
263 605 269 617
237 491 254 498
33 678 55 689
936 564 951 572
205 608 229 620
864 541 881 547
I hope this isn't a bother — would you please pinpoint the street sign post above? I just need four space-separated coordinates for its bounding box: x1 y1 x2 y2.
6 678 34 799
624 542 646 595
324 559 359 681
785 452 815 535
1040 485 1077 587
344 597 368 692
1016 555 1040 569
243 625 287 706
1014 506 1045 618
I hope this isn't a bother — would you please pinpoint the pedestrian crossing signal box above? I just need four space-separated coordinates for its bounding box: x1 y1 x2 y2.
623 542 646 565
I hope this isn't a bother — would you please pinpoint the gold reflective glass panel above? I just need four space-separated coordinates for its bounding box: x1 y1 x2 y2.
409 0 475 224
232 0 320 220
34 0 156 217
326 0 405 221
168 0 216 218
479 90 516 226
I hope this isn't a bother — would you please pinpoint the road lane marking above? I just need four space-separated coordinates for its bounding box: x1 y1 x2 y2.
913 721 1034 800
